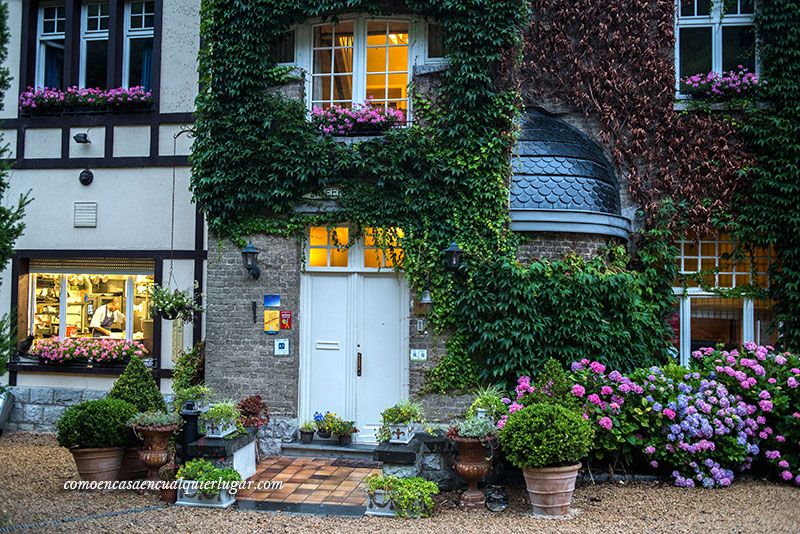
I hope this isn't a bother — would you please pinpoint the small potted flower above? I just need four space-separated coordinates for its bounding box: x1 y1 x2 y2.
298 421 316 444
365 474 439 518
381 401 424 444
199 402 240 439
333 419 359 446
465 384 509 422
176 458 241 509
148 282 203 323
236 395 269 429
314 411 340 439
128 411 184 481
498 403 594 517
447 417 497 508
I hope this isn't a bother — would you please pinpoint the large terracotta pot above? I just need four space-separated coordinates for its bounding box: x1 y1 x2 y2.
522 463 581 517
71 447 125 482
118 447 148 480
451 436 493 509
134 425 180 481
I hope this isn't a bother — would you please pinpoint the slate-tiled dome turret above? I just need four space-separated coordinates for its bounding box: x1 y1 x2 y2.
510 111 630 239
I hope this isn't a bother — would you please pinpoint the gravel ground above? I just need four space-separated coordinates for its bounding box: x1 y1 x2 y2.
1 432 798 533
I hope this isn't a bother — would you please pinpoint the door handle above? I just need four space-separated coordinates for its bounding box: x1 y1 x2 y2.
357 352 362 377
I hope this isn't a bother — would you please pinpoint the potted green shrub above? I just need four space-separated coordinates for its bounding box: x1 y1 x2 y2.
333 419 359 446
176 458 242 509
108 355 167 480
447 417 497 508
172 385 212 413
298 421 315 444
381 400 424 444
465 384 509 421
148 282 203 322
128 411 183 481
498 403 594 517
56 398 138 481
199 402 240 438
365 474 439 518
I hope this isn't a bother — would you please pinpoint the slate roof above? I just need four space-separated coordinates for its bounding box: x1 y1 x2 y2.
511 111 622 216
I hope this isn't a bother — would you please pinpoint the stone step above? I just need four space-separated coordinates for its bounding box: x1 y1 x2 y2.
280 440 377 461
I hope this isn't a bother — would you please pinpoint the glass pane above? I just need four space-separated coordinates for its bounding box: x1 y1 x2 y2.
313 50 332 74
427 22 445 58
309 248 327 267
755 301 778 346
740 0 754 14
84 39 108 88
387 46 408 72
127 37 153 90
697 0 711 15
384 248 404 268
314 24 333 48
309 226 328 246
679 27 712 81
330 248 348 267
366 47 387 73
680 0 694 17
363 228 375 247
312 76 331 101
684 241 698 257
690 297 743 352
335 21 354 42
387 73 408 100
333 48 353 74
330 227 349 247
331 75 352 101
43 40 64 88
364 249 381 268
669 303 681 349
67 274 127 338
271 30 295 63
133 275 154 353
32 274 61 339
388 22 409 45
366 74 386 100
722 25 756 72
367 21 387 45
144 13 154 28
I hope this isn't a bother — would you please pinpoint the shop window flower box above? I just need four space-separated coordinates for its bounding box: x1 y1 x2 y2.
18 86 155 116
311 102 405 137
28 337 148 366
199 402 240 439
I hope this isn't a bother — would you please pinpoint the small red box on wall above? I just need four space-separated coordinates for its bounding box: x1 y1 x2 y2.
280 310 292 330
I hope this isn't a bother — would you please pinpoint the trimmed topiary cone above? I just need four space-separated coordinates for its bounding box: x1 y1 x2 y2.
108 356 167 412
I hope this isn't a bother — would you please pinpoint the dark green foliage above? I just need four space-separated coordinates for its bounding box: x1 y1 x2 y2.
455 245 676 386
107 356 167 412
56 398 138 449
172 342 205 392
499 403 594 469
735 0 800 350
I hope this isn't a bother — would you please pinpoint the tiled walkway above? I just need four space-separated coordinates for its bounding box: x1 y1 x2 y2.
237 456 382 515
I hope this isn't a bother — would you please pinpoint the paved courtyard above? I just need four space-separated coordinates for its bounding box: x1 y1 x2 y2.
1 432 798 533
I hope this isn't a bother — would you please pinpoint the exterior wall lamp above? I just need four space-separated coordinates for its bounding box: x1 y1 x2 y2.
418 284 433 305
73 132 91 144
241 242 261 280
442 242 463 271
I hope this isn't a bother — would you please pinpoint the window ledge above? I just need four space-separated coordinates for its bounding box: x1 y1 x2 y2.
413 62 449 76
8 360 170 377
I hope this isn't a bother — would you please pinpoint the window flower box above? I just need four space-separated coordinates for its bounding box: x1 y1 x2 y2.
387 423 415 445
29 337 148 366
680 67 763 102
311 102 405 136
19 86 155 116
176 479 237 509
199 402 240 439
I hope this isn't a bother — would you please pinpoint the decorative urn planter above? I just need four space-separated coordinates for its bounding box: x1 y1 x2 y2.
387 423 415 444
70 446 125 482
522 463 581 517
451 436 493 509
134 424 181 481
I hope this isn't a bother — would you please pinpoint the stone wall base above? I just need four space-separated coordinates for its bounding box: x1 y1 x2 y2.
257 417 298 456
4 386 107 432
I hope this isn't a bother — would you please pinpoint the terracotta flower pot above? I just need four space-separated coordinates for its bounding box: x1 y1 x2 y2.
522 463 581 517
299 430 314 444
118 446 148 480
134 424 180 481
70 447 125 482
160 486 178 504
451 436 493 509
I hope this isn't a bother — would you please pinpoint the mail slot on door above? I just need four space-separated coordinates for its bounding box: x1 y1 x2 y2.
316 341 340 350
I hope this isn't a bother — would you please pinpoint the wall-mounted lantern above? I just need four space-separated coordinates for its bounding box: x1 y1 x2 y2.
241 242 261 280
418 282 433 305
442 242 463 271
73 132 91 144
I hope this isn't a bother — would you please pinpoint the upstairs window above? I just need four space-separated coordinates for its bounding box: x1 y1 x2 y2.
270 29 296 64
675 0 756 93
310 18 410 120
123 0 155 89
426 22 447 61
81 2 110 88
36 3 66 88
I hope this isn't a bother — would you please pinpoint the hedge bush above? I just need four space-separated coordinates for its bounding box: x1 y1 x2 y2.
56 398 137 449
107 356 166 413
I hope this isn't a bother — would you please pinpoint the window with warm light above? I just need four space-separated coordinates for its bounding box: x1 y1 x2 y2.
308 226 350 268
306 226 404 270
364 227 404 269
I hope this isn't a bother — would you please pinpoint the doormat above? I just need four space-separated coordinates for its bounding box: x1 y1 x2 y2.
330 458 382 469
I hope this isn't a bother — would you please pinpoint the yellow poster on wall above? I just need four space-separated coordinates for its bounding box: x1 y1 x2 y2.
264 309 280 334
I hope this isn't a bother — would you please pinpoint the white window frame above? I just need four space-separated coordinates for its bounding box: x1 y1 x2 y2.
35 2 66 88
293 15 427 117
122 0 155 88
423 20 448 65
79 1 110 88
304 225 404 273
674 0 757 96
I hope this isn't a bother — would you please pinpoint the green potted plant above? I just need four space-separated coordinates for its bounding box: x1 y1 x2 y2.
381 400 425 444
465 384 509 421
447 417 497 508
172 385 212 413
298 421 316 444
56 398 138 481
148 282 203 322
128 411 183 481
365 474 439 518
498 403 594 517
176 458 242 509
199 402 240 438
333 419 359 446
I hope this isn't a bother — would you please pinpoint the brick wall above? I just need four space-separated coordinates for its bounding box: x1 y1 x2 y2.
204 234 302 418
516 232 622 262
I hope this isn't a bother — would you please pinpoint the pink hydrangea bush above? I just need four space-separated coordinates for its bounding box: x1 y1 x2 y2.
310 102 405 135
30 337 148 365
680 66 763 101
692 344 800 486
19 86 154 113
